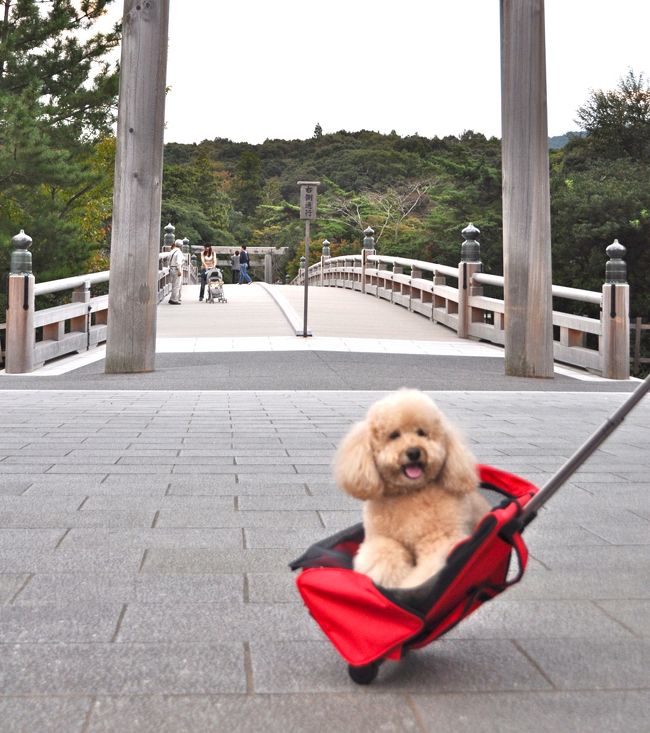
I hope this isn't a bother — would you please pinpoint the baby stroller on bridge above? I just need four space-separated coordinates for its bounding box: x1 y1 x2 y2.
205 267 227 304
290 374 650 685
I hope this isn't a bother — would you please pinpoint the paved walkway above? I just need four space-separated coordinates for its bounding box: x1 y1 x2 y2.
0 284 648 731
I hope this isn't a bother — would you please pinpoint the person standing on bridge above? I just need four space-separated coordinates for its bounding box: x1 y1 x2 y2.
199 244 216 301
168 239 184 305
231 250 240 284
239 245 252 284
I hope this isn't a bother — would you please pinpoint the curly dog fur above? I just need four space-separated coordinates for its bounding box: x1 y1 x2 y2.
335 389 489 589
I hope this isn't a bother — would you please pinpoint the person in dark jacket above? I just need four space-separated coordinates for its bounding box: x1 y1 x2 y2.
239 245 252 284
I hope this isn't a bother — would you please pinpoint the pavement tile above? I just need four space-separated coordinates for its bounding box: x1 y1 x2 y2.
0 497 83 512
168 482 306 496
235 474 329 486
0 643 246 694
0 480 31 496
142 548 291 574
529 545 650 572
60 527 243 550
24 483 169 497
0 547 143 574
156 510 322 528
17 573 244 605
87 693 420 733
0 696 92 733
410 690 650 733
318 510 363 528
0 603 122 642
238 495 355 510
445 599 633 639
250 640 553 693
0 510 156 528
0 574 29 604
518 524 609 548
117 602 321 642
245 527 331 549
595 600 650 636
81 496 235 511
0 529 65 548
247 573 300 604
45 464 173 474
518 638 650 689
506 567 650 600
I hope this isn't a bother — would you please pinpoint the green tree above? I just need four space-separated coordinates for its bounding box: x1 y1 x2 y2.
0 0 120 280
162 153 235 246
231 150 263 218
575 69 650 160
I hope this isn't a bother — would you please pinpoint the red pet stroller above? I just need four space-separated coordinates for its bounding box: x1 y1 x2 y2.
290 376 650 684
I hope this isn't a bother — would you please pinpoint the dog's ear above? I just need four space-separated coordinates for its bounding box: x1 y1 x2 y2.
438 425 478 495
334 420 383 500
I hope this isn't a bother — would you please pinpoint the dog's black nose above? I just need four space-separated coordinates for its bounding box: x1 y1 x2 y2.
406 447 421 462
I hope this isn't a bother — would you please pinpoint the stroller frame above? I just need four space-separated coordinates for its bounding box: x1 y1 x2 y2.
291 374 650 684
204 267 227 304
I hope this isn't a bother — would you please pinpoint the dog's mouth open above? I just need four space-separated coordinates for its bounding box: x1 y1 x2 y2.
402 462 425 480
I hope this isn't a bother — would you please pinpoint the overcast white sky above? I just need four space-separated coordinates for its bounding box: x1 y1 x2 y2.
102 1 650 144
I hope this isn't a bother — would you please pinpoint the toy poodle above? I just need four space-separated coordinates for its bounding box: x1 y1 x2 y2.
334 389 489 589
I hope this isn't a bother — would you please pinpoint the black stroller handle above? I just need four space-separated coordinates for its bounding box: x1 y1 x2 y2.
521 372 650 521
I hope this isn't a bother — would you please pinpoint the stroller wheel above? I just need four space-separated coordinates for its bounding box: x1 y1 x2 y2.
348 661 380 685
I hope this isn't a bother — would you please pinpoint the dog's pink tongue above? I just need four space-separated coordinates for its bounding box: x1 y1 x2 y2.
405 464 423 480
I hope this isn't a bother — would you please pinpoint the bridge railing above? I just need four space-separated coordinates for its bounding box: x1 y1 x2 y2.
293 224 630 379
2 248 172 373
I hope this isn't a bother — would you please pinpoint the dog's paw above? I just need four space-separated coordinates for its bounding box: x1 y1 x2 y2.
353 538 413 588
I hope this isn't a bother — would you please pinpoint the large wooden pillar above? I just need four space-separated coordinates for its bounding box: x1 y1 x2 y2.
105 0 170 373
500 0 554 378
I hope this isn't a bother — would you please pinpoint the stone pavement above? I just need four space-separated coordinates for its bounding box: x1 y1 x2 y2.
1 385 649 732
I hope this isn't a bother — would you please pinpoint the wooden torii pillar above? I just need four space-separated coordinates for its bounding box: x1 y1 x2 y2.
105 0 170 373
500 0 554 378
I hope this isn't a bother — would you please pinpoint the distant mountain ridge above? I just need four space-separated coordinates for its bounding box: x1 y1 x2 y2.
549 131 584 149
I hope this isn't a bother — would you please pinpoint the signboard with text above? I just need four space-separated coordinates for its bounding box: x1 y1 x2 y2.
299 181 319 220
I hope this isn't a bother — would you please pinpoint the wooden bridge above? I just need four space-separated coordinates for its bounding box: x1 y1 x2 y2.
0 234 633 380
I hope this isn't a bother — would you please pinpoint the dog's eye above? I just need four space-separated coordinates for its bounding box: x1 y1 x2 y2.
416 428 427 437
388 430 400 440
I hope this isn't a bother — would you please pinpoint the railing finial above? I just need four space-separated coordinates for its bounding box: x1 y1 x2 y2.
363 226 375 251
605 239 627 283
162 222 175 250
460 223 481 263
10 229 33 275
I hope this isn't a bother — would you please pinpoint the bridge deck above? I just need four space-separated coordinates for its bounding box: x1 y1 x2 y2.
157 283 460 340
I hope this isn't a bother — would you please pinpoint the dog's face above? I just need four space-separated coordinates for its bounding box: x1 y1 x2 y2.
334 389 477 500
366 391 449 494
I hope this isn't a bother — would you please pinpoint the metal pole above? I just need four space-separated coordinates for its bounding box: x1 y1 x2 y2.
303 219 310 337
521 373 650 521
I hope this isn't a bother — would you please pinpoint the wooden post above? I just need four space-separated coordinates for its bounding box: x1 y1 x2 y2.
501 0 554 377
5 275 35 374
601 240 630 380
105 0 170 374
458 223 483 339
5 230 35 374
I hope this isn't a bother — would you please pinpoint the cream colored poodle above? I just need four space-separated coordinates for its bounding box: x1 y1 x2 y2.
335 389 489 589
